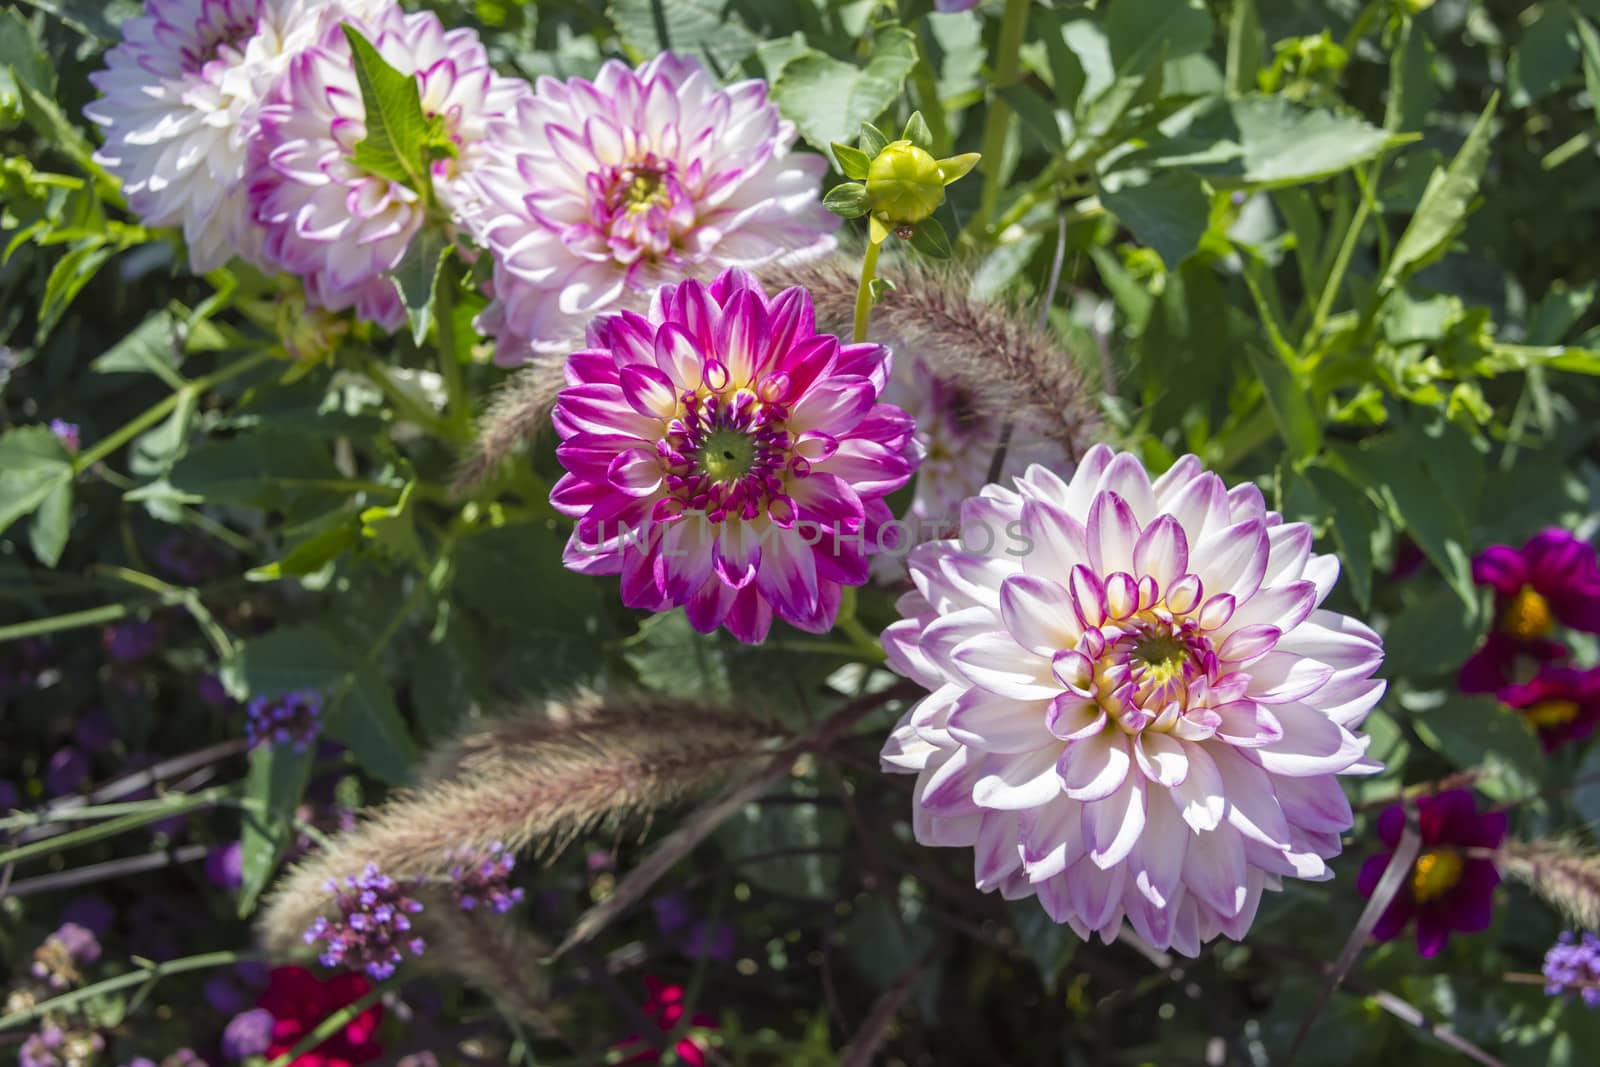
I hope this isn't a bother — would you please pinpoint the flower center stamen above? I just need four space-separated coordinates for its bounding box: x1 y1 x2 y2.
1132 633 1189 690
1502 586 1554 640
1411 849 1464 902
1524 698 1581 727
699 428 758 483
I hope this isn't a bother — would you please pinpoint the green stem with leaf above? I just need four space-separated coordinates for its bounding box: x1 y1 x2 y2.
0 950 262 1033
852 240 883 344
970 0 1031 238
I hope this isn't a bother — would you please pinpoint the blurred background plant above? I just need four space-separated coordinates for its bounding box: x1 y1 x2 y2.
3 0 1600 1063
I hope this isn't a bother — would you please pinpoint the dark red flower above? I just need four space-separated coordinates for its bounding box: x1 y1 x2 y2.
1472 529 1600 638
1357 790 1506 958
614 977 716 1066
255 966 382 1067
1501 665 1600 752
1457 631 1567 695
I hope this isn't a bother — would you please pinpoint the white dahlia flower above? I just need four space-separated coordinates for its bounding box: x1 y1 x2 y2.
880 446 1385 955
246 4 528 329
87 0 384 271
465 53 839 365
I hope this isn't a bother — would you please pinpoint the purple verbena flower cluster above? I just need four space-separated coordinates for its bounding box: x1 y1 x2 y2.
245 689 324 751
1545 931 1600 1007
446 841 524 914
30 923 101 990
303 863 425 980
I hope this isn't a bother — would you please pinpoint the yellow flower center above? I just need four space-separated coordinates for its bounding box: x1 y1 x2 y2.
698 428 757 483
1411 849 1464 903
1523 699 1581 728
1501 586 1554 640
1133 634 1188 690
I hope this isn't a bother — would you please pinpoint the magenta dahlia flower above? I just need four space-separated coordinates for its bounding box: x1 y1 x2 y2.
247 4 528 329
1459 529 1600 694
1501 665 1600 751
87 0 382 271
467 53 838 364
1358 790 1504 958
550 269 917 644
879 446 1386 954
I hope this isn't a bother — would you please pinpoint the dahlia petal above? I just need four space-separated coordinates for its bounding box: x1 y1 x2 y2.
1057 729 1132 802
1019 498 1090 579
946 689 1054 754
1181 823 1248 918
999 574 1083 656
1083 774 1146 869
1253 701 1366 776
1134 731 1189 787
951 634 1060 701
1132 514 1189 590
1131 791 1188 908
1086 492 1141 577
1210 745 1291 850
1246 653 1335 704
1170 741 1226 832
973 813 1024 889
973 746 1063 811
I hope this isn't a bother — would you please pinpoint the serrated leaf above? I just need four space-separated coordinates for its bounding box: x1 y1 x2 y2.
1302 466 1377 610
237 742 314 916
247 517 359 581
1380 94 1497 293
1244 345 1322 461
1106 0 1213 75
360 481 425 567
607 0 759 72
908 216 952 259
341 25 437 196
392 230 450 345
39 239 113 342
772 29 919 154
91 311 183 381
831 142 871 181
1099 169 1211 267
225 623 416 784
0 426 73 538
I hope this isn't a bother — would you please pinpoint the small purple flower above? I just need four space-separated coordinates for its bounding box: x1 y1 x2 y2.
207 841 245 889
1472 529 1600 636
44 746 90 797
61 894 114 936
1501 665 1600 752
205 972 248 1015
31 922 101 990
155 533 225 585
196 672 234 709
0 778 19 809
446 842 524 914
72 708 117 754
221 1008 275 1059
303 863 426 981
19 1026 64 1067
104 620 159 663
652 892 735 962
48 419 80 454
1358 790 1506 958
245 689 324 751
934 0 980 10
1545 931 1600 1007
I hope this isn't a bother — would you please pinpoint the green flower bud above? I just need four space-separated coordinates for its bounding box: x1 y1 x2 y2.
866 140 947 227
275 291 348 363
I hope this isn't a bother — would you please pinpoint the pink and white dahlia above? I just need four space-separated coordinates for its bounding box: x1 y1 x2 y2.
551 269 918 644
467 54 839 364
880 446 1385 954
86 0 382 271
247 4 528 329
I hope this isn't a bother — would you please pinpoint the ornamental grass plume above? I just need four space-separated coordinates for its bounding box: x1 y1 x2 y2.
259 691 779 955
247 3 528 329
1496 837 1600 932
85 0 385 271
760 253 1098 499
466 53 837 363
549 268 919 643
880 446 1385 954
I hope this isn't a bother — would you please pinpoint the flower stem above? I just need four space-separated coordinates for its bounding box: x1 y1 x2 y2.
265 983 387 1067
969 0 1031 240
852 240 882 344
0 949 260 1033
433 256 474 445
0 787 240 867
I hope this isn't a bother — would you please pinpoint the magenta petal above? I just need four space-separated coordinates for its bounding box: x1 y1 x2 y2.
1470 544 1527 595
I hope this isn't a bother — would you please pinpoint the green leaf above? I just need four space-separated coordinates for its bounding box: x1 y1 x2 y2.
154 431 344 509
1578 17 1600 124
1098 169 1211 267
1122 94 1393 188
607 0 759 72
1385 16 1436 133
410 612 487 743
1574 741 1600 834
720 783 845 899
225 623 416 784
27 481 71 568
821 182 870 218
830 142 871 181
0 426 73 538
1301 465 1376 610
1224 0 1263 96
39 240 113 342
0 8 105 191
901 111 933 150
1379 94 1497 293
237 741 314 916
771 29 919 154
1244 345 1322 462
1009 901 1078 993
1508 1 1578 107
359 481 426 567
91 311 183 382
908 216 952 259
1409 695 1545 803
998 83 1066 154
246 516 359 581
1105 0 1212 74
392 230 450 346
340 25 438 196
